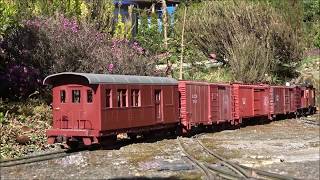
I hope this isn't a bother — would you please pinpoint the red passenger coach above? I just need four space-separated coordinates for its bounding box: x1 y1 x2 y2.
43 72 179 146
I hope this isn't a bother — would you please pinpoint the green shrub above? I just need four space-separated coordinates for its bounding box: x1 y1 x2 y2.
181 1 303 83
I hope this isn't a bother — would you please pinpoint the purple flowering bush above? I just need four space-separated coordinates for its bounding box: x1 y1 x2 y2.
1 19 50 99
2 64 42 99
1 15 157 100
107 39 156 75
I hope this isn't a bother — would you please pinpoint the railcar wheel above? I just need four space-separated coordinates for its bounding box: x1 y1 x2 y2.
99 135 117 147
128 133 137 140
67 140 79 150
169 128 177 137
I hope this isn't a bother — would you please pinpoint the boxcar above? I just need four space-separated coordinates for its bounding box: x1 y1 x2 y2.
209 83 233 124
298 85 317 114
232 84 270 122
44 72 179 146
178 81 233 133
269 86 299 118
178 81 210 132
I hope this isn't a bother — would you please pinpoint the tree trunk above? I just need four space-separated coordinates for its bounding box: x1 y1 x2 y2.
179 6 187 80
161 0 172 77
161 0 168 50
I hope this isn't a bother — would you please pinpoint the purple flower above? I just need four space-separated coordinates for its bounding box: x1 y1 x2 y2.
63 19 69 29
108 63 114 73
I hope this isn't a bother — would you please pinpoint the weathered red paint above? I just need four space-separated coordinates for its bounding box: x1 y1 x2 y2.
178 81 234 131
100 84 179 132
178 81 210 131
300 86 316 109
44 73 317 145
269 86 299 116
209 83 233 124
47 76 179 145
232 84 270 121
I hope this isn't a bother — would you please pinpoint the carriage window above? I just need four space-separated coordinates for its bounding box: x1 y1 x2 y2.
60 90 66 103
131 89 140 107
72 90 81 103
106 89 111 108
117 89 127 107
87 90 93 103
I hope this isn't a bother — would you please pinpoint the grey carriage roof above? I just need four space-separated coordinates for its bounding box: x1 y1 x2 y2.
43 72 178 85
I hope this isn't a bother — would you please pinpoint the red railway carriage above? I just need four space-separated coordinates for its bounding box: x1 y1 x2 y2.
232 84 270 122
301 86 316 108
178 81 232 132
178 81 210 131
209 83 233 124
43 72 179 146
44 72 317 147
269 86 299 117
298 85 317 114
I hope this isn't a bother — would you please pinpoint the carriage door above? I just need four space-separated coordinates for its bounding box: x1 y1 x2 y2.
54 86 82 129
54 88 69 129
155 90 162 122
69 86 84 129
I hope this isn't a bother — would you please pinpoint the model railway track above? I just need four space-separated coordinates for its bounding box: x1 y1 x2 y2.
178 137 247 180
194 136 250 179
0 149 79 168
178 135 299 180
177 137 213 180
299 118 319 126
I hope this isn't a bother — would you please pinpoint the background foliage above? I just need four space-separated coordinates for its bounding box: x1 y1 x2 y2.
0 1 156 100
178 1 302 83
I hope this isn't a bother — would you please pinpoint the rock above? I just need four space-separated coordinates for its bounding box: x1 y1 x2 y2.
56 153 87 167
157 162 194 171
16 135 30 145
21 126 31 132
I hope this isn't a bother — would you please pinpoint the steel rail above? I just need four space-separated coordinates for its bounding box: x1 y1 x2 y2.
0 148 86 168
238 164 299 180
0 149 68 163
178 137 251 180
204 163 248 180
177 137 212 180
299 118 319 126
195 134 299 180
194 135 250 178
0 152 70 167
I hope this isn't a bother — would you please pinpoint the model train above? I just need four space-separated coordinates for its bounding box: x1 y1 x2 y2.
44 72 317 147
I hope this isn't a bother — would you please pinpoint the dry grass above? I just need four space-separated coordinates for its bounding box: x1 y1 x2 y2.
0 99 52 159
